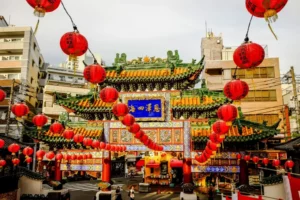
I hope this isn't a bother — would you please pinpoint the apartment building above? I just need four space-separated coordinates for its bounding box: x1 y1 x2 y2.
201 32 283 130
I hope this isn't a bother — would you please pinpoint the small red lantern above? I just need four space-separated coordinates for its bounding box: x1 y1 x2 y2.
285 160 294 171
0 159 6 168
252 156 260 164
11 102 29 120
223 80 249 101
236 153 242 160
87 153 93 159
262 157 269 166
77 155 83 160
12 158 20 166
272 159 280 168
46 151 55 161
23 147 34 157
63 129 75 141
113 103 129 117
83 64 106 84
70 154 77 160
83 138 93 148
32 114 48 129
8 143 20 155
115 146 120 152
0 89 6 102
0 139 5 148
92 140 100 149
111 145 116 151
121 114 135 127
55 153 63 162
233 42 265 69
244 155 251 163
100 87 119 103
100 142 106 150
209 133 224 144
63 154 70 161
50 122 64 134
127 123 141 134
36 150 46 161
207 140 218 151
217 104 238 125
135 130 145 139
141 135 149 143
105 144 111 151
82 154 87 160
73 134 84 144
26 0 61 17
25 157 32 164
212 120 229 136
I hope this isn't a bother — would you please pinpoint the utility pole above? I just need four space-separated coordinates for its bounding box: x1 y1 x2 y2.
290 66 300 136
5 79 15 136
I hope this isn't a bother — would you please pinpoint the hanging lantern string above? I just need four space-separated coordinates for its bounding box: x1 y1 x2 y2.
244 15 254 42
60 0 98 64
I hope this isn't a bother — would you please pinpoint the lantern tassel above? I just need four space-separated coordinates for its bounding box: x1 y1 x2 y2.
34 19 40 35
268 23 278 40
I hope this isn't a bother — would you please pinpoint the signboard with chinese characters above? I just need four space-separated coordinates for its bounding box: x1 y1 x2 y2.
125 97 165 121
191 165 240 173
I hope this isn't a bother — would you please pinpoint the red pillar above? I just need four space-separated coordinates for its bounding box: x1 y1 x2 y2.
54 160 61 181
183 158 192 183
102 152 111 183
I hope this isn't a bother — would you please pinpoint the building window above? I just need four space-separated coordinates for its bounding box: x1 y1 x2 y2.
32 60 36 68
68 76 74 79
231 67 275 79
31 77 33 84
242 90 277 102
59 76 66 81
33 42 37 51
78 78 83 80
244 114 279 126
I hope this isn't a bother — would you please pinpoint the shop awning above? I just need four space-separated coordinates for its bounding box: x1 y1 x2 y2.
136 160 145 167
170 159 183 168
146 160 160 168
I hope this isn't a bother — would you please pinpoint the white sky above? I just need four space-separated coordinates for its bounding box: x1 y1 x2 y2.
1 0 300 74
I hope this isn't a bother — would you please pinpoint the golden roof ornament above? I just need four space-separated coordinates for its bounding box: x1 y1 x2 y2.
144 56 150 63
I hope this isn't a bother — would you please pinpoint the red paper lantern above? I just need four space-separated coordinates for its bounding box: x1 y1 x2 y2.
83 138 93 148
83 64 106 84
0 89 6 102
111 145 116 151
70 154 77 160
207 140 218 151
73 134 84 144
36 150 46 161
0 159 6 168
100 142 106 150
26 0 61 17
262 158 269 166
244 155 251 163
23 147 34 157
87 153 93 159
209 133 224 144
46 151 55 160
105 144 111 151
285 160 294 170
77 155 83 160
115 146 120 152
123 146 127 151
135 130 145 139
113 103 129 117
252 156 260 164
12 158 20 166
25 157 32 164
8 143 20 155
63 129 75 140
223 80 249 101
121 114 135 127
100 87 119 103
63 154 70 161
205 146 214 156
60 31 88 58
141 135 149 143
272 159 280 168
236 153 242 160
233 42 265 69
92 140 100 149
212 120 229 135
55 153 63 162
12 103 29 120
50 122 64 134
127 123 141 134
217 104 238 124
82 154 87 160
0 139 5 148
32 114 48 129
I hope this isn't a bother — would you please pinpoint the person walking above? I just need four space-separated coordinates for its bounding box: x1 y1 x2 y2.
128 185 135 200
116 186 122 200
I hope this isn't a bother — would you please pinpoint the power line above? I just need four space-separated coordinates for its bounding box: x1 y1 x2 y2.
243 105 284 114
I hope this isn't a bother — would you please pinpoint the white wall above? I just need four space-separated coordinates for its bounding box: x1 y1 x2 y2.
18 176 43 196
264 183 286 200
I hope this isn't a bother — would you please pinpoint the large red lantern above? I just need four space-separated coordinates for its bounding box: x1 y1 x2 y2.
0 139 4 148
212 120 229 136
262 157 269 166
26 0 61 17
252 156 260 164
246 0 288 39
100 142 106 150
11 102 29 120
83 138 93 148
8 143 20 155
209 133 224 145
63 129 75 141
207 140 218 151
127 123 141 134
32 114 48 129
50 122 64 134
121 114 135 127
60 31 88 58
12 158 20 166
0 160 6 168
83 64 106 84
272 159 280 168
36 150 46 161
100 87 119 103
233 42 265 69
223 80 249 101
73 134 84 144
92 140 100 149
244 155 251 163
55 153 63 163
285 160 294 171
23 147 34 158
217 104 238 125
0 89 6 102
25 157 33 164
112 103 129 117
135 130 145 139
46 151 55 161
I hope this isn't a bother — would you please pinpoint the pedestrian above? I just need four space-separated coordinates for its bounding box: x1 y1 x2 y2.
128 185 135 200
116 186 122 200
208 185 214 200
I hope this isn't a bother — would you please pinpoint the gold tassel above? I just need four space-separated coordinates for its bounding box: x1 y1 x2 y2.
34 19 40 35
268 23 278 40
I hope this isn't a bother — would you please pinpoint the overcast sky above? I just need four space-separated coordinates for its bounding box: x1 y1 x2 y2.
2 0 299 73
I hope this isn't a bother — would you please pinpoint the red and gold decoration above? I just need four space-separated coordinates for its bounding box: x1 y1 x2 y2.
244 155 251 163
25 157 33 165
63 129 75 141
12 158 20 166
46 151 55 161
272 159 280 168
0 89 6 102
32 114 48 130
112 103 129 118
83 64 106 85
285 159 294 171
73 134 84 144
121 114 135 127
8 143 20 155
83 138 93 148
223 79 249 101
22 147 34 158
252 156 259 164
50 122 64 135
55 153 63 163
0 139 4 149
217 104 238 126
92 140 100 149
0 159 6 168
36 150 46 162
99 87 119 103
12 102 29 121
26 0 61 17
262 157 269 166
212 120 229 136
